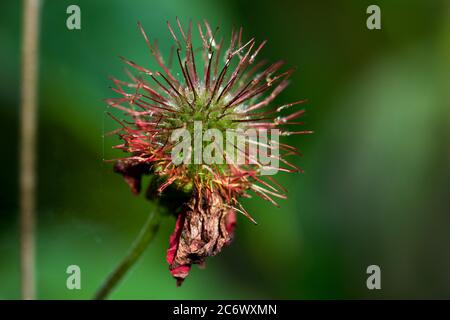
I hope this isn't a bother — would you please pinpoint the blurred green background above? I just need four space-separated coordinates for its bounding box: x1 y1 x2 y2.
1 0 450 299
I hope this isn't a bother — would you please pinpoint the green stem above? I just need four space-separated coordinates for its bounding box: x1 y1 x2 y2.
94 205 162 300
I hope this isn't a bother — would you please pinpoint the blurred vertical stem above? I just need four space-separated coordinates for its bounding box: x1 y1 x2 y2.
20 0 41 300
94 206 162 300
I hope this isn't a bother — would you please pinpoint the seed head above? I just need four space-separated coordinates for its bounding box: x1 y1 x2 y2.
107 18 311 285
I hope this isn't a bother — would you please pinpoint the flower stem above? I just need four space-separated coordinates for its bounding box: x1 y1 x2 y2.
94 206 162 300
20 0 41 300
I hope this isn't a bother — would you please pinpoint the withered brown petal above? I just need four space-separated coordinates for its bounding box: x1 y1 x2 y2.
168 190 236 285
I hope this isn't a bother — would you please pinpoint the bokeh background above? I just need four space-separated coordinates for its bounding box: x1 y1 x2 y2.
1 0 450 299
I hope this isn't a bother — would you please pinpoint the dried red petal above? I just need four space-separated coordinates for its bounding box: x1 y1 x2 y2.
166 212 186 265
